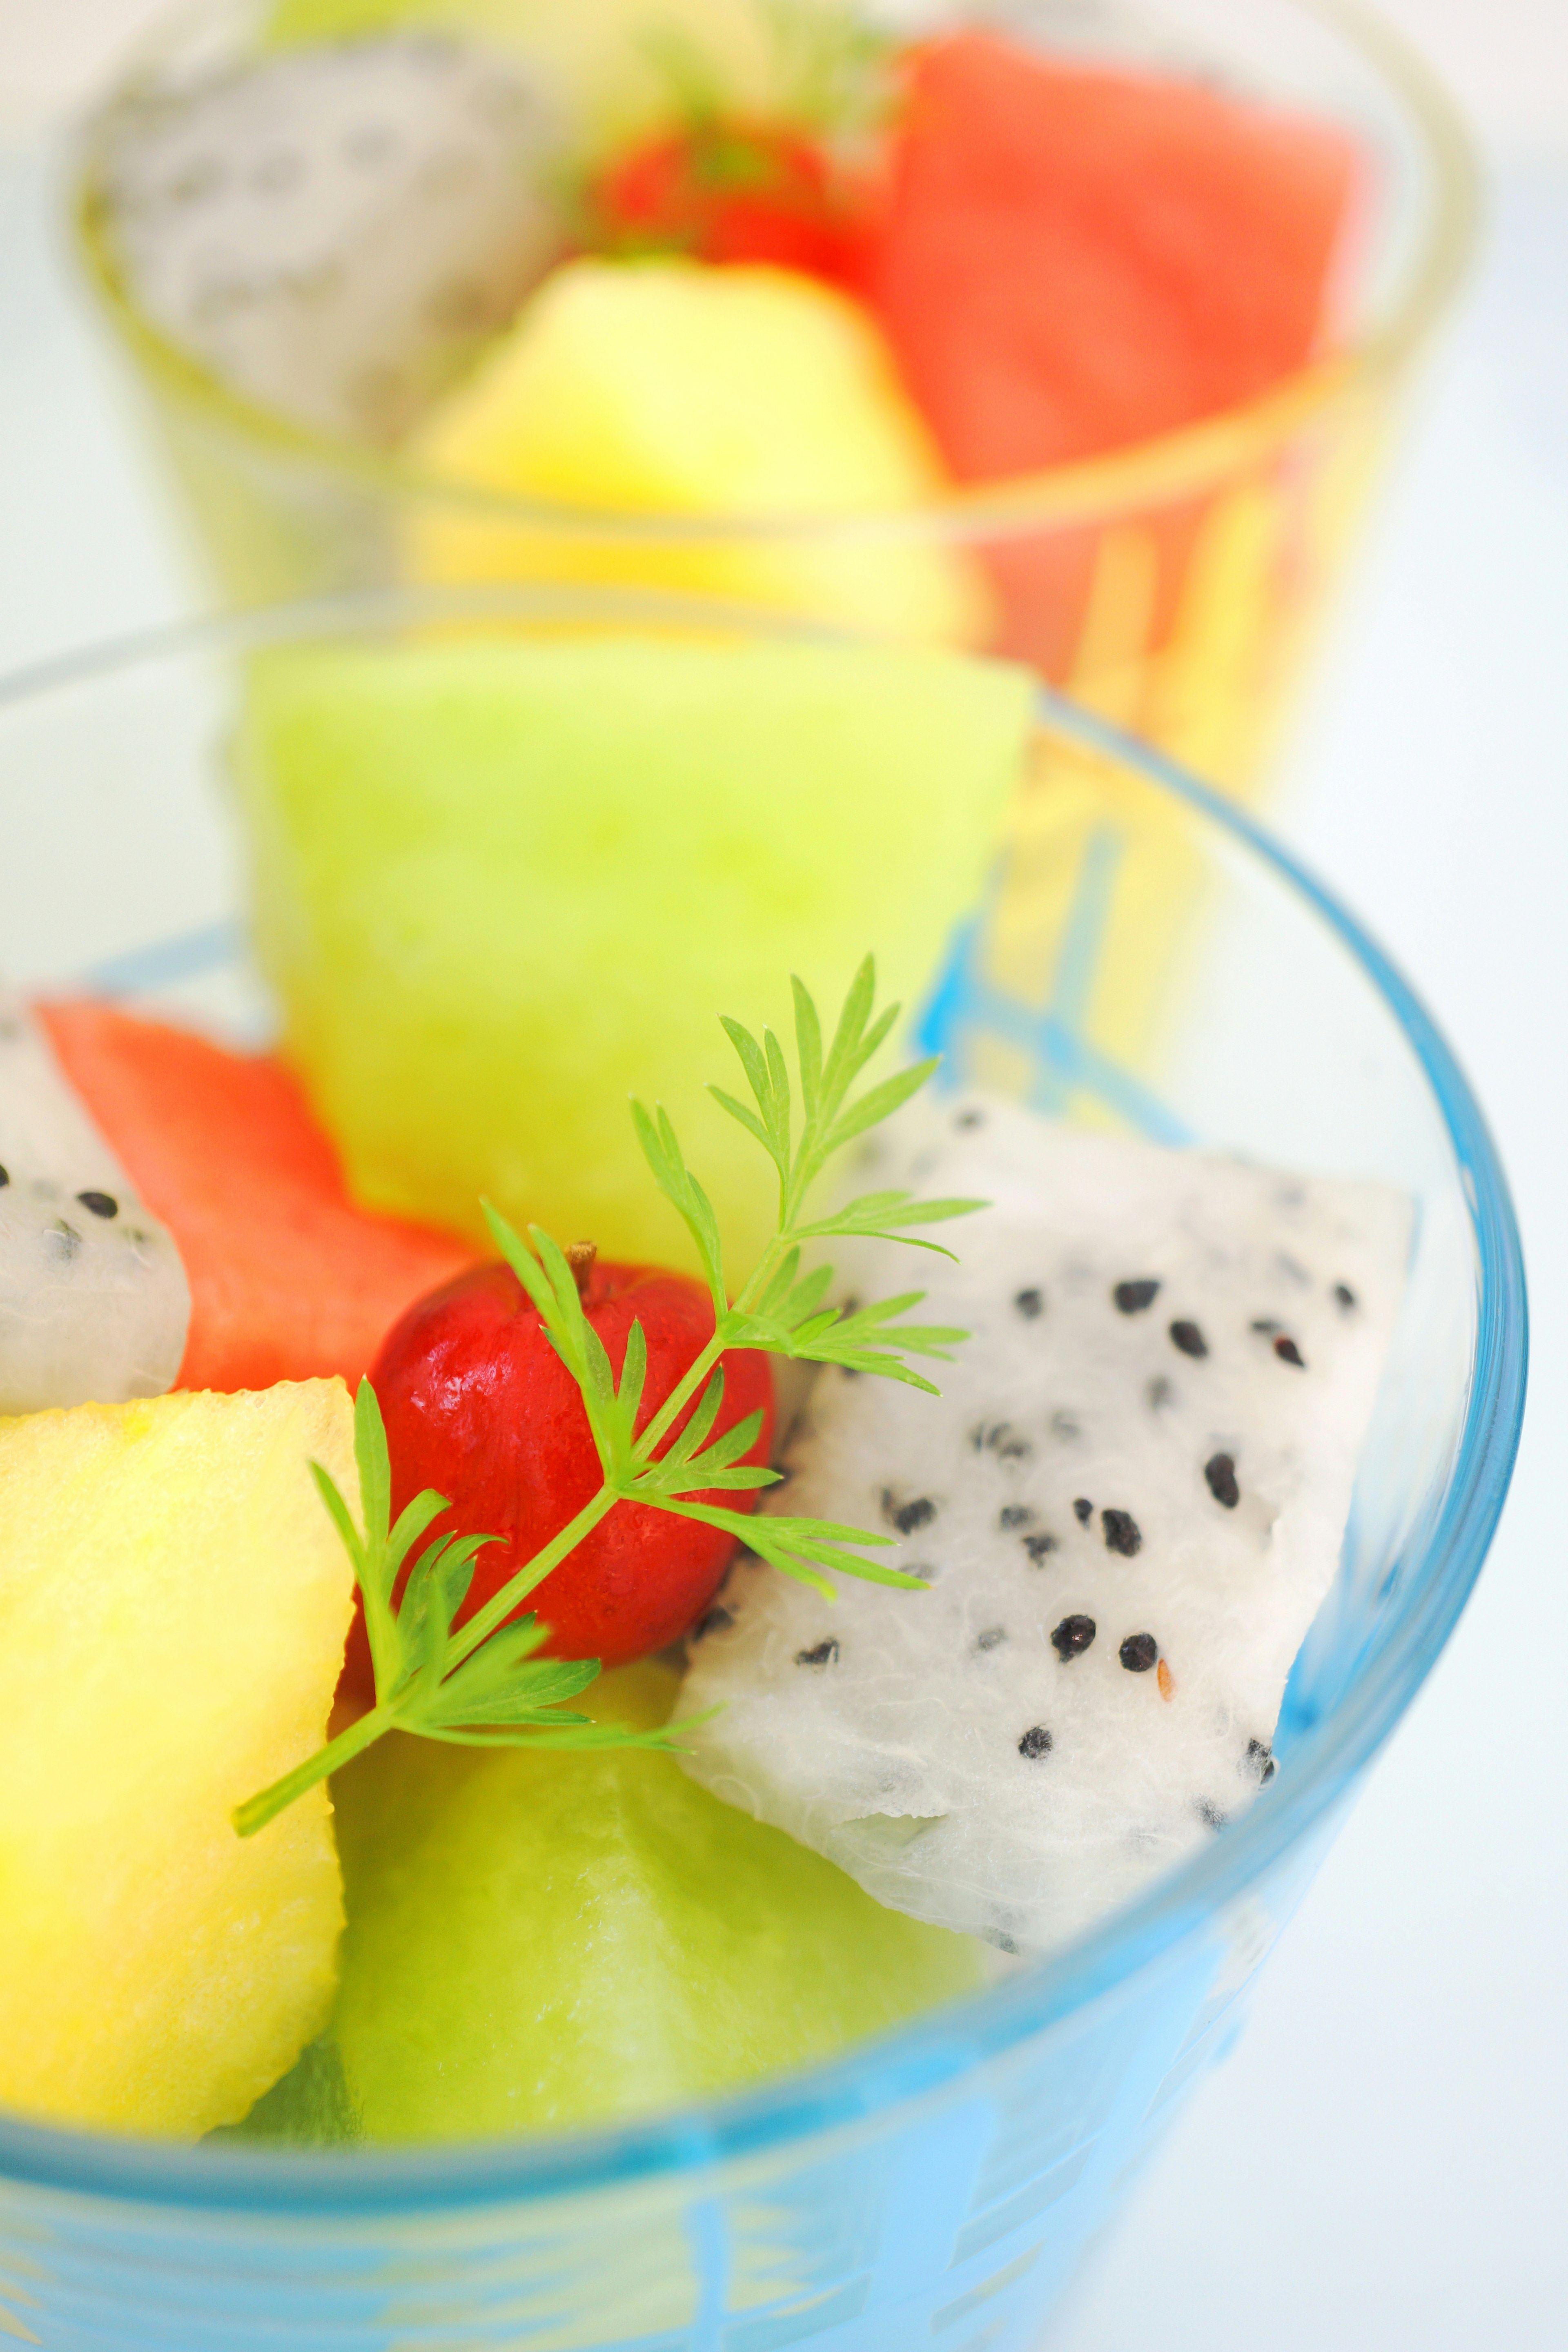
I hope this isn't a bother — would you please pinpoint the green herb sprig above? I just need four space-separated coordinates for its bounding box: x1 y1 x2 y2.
234 960 978 1839
639 0 897 141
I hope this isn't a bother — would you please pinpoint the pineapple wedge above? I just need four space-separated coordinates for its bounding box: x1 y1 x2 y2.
0 1382 356 2138
406 258 990 646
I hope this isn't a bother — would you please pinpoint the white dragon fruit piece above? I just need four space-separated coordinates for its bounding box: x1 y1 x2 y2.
679 1095 1410 1955
0 995 189 1416
91 36 566 444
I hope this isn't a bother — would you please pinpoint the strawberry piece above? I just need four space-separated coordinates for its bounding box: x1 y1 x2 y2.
588 120 881 289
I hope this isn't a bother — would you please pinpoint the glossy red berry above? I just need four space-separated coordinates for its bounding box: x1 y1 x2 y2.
346 1254 774 1695
589 121 882 290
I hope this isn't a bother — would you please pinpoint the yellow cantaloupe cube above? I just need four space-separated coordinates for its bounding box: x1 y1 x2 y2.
406 258 990 645
0 1382 356 2138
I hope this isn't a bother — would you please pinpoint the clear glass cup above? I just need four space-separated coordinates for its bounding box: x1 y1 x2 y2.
0 586 1523 2352
73 0 1477 804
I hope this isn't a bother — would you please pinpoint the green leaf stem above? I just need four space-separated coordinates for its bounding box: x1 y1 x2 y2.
235 959 977 1837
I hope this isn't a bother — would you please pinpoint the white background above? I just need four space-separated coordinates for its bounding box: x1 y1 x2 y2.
1 5 1566 2348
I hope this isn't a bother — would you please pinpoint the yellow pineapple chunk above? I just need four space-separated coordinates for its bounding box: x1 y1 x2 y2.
0 1382 356 2138
407 258 990 645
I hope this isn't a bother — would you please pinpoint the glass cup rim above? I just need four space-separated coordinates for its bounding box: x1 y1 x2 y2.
0 586 1526 2214
72 0 1479 546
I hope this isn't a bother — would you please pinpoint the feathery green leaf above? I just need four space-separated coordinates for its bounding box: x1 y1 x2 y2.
238 959 978 1838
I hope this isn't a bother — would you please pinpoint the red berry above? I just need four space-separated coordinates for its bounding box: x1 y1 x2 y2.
343 1254 774 1698
589 121 882 290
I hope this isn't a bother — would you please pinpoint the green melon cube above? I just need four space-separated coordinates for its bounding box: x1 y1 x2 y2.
233 632 1032 1272
322 1664 984 2140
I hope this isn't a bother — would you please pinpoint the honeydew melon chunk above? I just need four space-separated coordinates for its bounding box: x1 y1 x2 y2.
231 630 1034 1273
0 989 189 1414
325 1663 985 2140
405 258 990 646
0 1382 356 2137
679 1094 1410 1956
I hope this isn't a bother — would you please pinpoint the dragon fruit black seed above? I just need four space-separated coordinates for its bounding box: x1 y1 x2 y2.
1119 1632 1159 1673
76 1191 119 1220
998 1504 1035 1530
1051 1614 1096 1660
1018 1726 1053 1760
1145 1376 1173 1411
1021 1532 1058 1565
795 1639 840 1668
883 1492 936 1535
1252 1317 1281 1335
971 1421 1032 1461
0 1166 9 1186
692 1606 733 1642
1013 1287 1044 1319
1204 1451 1240 1508
1169 1319 1208 1359
953 1107 986 1130
1246 1738 1277 1784
1073 1497 1093 1525
1197 1799 1227 1829
1102 1508 1142 1557
1334 1282 1358 1312
1113 1277 1161 1314
1274 1336 1306 1368
975 1626 1007 1652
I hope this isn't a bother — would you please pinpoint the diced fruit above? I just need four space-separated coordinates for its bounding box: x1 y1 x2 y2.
405 258 987 644
229 630 1035 1273
588 120 880 287
868 29 1358 479
682 1096 1409 1955
0 989 188 1414
92 36 565 445
214 2034 360 2148
0 1382 356 2137
322 1664 984 2140
361 1253 774 1684
40 1002 474 1394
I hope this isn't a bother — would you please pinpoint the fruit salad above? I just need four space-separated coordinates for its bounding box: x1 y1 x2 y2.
0 627 1410 2151
80 0 1381 785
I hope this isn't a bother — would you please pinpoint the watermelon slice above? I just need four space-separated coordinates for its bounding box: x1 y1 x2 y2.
868 30 1359 481
39 1004 474 1394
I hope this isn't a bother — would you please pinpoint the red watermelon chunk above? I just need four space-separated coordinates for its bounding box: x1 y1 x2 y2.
869 30 1360 480
39 1002 475 1395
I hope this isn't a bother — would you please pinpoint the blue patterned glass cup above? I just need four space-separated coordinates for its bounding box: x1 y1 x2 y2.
0 589 1523 2352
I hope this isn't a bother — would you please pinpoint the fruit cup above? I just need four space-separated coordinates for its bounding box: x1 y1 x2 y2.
0 586 1523 2350
73 0 1473 793
71 0 1475 1065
